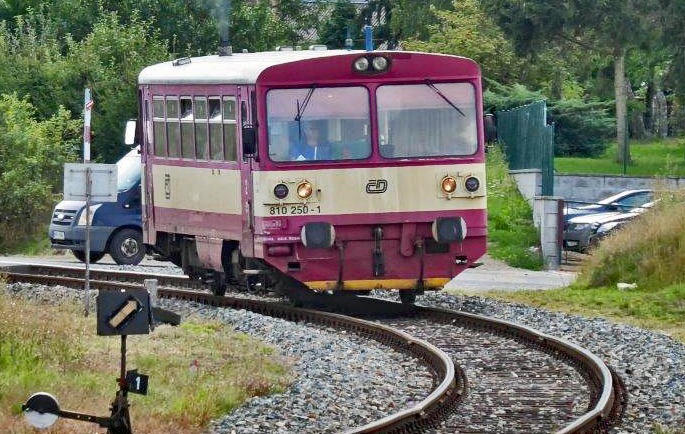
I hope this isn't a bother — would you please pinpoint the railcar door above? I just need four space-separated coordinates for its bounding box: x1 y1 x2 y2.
140 86 157 246
238 86 257 258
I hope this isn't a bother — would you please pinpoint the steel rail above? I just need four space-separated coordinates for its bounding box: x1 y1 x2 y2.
418 305 622 433
2 263 625 432
2 266 465 433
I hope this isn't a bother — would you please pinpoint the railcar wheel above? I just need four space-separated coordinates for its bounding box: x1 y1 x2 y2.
246 275 263 294
399 290 417 305
109 228 145 265
211 271 227 296
72 250 105 263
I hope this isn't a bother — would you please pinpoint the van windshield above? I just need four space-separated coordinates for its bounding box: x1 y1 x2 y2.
117 149 141 192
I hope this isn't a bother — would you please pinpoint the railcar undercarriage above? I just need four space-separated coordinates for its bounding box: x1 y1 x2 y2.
150 232 425 304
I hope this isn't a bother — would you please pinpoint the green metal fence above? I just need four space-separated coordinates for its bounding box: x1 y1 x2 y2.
496 100 555 196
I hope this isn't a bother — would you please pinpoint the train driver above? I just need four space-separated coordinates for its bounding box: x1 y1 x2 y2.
290 121 332 161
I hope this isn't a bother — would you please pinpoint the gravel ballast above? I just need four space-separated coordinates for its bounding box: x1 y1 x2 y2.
3 257 683 433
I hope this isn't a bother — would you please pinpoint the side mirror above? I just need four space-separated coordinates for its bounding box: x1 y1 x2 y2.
242 125 257 156
484 113 496 143
124 120 137 145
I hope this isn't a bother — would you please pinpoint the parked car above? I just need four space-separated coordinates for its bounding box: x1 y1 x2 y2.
48 146 145 265
564 201 656 253
563 189 653 222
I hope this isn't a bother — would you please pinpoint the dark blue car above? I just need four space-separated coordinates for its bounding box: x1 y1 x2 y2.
48 147 145 265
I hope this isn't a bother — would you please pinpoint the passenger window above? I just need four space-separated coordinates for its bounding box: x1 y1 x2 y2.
166 98 180 158
224 123 237 161
180 97 194 158
194 97 209 160
223 96 237 161
152 97 166 156
209 97 223 160
223 97 236 120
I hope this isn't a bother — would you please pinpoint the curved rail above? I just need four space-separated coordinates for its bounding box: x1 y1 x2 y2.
417 305 625 433
1 263 626 432
2 264 465 433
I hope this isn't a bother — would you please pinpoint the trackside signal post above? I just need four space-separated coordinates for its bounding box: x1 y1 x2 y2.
21 288 152 433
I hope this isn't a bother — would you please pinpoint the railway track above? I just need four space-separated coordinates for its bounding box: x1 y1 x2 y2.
2 263 626 433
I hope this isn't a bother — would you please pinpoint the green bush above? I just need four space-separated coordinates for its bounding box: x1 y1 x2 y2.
0 94 81 251
549 98 614 157
486 145 543 270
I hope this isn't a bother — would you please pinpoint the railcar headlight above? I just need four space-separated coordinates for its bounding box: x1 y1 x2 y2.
273 183 289 200
296 181 313 199
440 176 458 194
464 176 480 192
371 56 388 71
76 204 102 226
353 57 369 72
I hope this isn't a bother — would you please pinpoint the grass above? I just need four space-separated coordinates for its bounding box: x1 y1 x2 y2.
481 196 685 343
486 145 544 270
0 287 293 434
555 137 685 177
485 284 685 342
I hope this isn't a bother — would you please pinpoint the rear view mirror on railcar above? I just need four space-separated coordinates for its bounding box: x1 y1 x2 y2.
242 125 257 156
124 120 137 145
484 113 496 143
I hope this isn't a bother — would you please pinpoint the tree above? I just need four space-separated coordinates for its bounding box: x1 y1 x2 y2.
389 0 454 43
480 0 663 163
61 12 169 162
401 0 520 84
0 94 81 250
318 0 359 49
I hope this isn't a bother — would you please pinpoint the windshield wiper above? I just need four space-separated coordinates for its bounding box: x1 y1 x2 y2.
425 80 465 117
295 85 317 139
294 86 317 123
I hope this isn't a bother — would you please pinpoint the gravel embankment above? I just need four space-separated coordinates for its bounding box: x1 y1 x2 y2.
3 257 683 433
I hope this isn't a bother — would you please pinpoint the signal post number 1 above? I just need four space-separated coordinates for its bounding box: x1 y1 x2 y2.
269 204 322 216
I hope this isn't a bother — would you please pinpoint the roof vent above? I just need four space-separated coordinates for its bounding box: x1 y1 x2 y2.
172 57 191 66
219 45 233 56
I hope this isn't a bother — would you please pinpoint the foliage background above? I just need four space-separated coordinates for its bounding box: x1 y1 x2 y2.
0 0 683 251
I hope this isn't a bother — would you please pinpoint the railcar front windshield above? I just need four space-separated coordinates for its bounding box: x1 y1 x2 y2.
376 83 478 158
266 86 371 162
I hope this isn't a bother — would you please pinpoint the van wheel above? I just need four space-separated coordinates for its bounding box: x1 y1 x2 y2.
109 228 145 265
72 250 105 263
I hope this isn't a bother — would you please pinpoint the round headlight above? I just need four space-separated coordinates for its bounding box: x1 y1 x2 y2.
297 181 313 199
274 183 289 199
464 176 480 192
440 176 457 194
353 57 369 72
372 56 388 71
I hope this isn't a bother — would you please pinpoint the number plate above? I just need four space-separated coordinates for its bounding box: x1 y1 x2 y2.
53 231 65 240
566 240 578 247
268 204 321 216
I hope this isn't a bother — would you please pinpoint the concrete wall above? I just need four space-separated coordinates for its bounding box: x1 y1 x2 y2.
554 174 685 203
533 197 563 270
510 169 685 204
508 170 685 270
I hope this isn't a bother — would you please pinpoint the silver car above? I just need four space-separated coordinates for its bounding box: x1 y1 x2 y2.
564 201 656 252
563 189 653 222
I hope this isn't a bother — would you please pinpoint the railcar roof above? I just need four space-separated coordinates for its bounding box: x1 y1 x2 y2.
138 49 362 85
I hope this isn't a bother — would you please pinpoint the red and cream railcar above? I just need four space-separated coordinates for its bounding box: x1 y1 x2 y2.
133 48 487 302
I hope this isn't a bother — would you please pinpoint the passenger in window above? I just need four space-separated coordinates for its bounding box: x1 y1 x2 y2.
290 121 332 161
269 132 289 161
341 121 370 159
